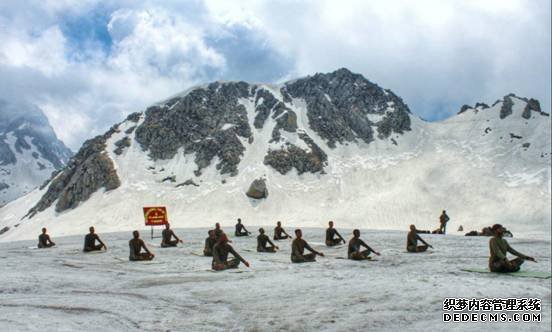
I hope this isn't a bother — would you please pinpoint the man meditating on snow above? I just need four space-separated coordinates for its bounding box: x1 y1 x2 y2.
291 229 324 263
235 218 251 237
406 225 433 253
325 221 346 246
348 229 380 260
38 227 55 248
257 228 279 252
274 221 292 240
83 226 107 252
129 230 155 261
489 224 535 273
212 233 250 271
204 230 216 256
161 223 183 247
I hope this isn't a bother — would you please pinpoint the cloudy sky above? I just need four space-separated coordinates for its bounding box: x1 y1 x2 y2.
0 0 550 150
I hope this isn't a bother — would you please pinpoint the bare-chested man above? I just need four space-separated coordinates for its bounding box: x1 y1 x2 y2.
129 230 155 261
407 224 433 253
83 226 107 252
212 233 250 271
38 228 55 248
291 229 324 263
161 223 183 247
257 228 278 253
348 229 380 260
325 221 346 246
274 221 291 240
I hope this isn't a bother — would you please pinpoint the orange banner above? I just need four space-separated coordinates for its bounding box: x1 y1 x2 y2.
143 206 168 226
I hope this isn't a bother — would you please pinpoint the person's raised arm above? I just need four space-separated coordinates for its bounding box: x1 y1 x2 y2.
304 241 324 257
267 238 278 249
47 235 55 246
360 239 380 256
97 235 107 250
417 233 432 248
141 240 153 256
335 230 346 244
506 243 535 262
172 230 183 243
229 246 250 267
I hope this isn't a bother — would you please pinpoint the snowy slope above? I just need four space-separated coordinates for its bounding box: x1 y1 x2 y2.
0 228 550 331
0 71 549 242
0 99 72 206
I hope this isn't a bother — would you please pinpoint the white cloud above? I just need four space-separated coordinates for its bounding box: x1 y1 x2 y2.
0 0 549 150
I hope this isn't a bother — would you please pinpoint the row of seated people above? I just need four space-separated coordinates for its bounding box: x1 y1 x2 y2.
37 221 535 273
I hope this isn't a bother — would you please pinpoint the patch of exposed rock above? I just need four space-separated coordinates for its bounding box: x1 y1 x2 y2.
246 178 268 199
26 127 121 217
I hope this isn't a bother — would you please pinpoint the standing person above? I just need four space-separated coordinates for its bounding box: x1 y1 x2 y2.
83 226 107 252
325 221 346 246
129 230 155 261
274 221 291 240
407 225 433 253
38 228 55 248
257 228 279 253
291 229 324 263
204 230 217 256
489 224 536 272
439 210 450 234
234 218 251 237
161 223 183 247
348 229 380 260
212 233 250 271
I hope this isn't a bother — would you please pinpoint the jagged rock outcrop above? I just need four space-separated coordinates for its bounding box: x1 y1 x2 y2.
113 137 131 155
499 95 514 119
135 82 252 177
264 132 327 175
282 68 411 147
176 179 199 187
26 129 120 217
246 178 268 199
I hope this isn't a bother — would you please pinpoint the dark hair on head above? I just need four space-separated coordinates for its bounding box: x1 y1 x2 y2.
294 229 301 234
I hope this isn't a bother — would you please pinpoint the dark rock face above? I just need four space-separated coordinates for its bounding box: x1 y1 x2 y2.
124 126 136 134
246 178 268 199
135 82 251 177
0 182 9 190
499 96 514 119
283 68 411 147
176 179 199 187
264 133 327 175
475 102 489 109
26 129 121 218
0 226 9 235
0 140 16 165
162 175 176 183
522 98 545 119
113 137 131 155
458 105 471 114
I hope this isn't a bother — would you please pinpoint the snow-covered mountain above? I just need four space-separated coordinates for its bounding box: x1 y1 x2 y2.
0 68 549 241
0 99 72 206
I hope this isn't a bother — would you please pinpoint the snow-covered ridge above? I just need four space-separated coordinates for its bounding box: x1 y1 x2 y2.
0 99 72 206
0 69 549 242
